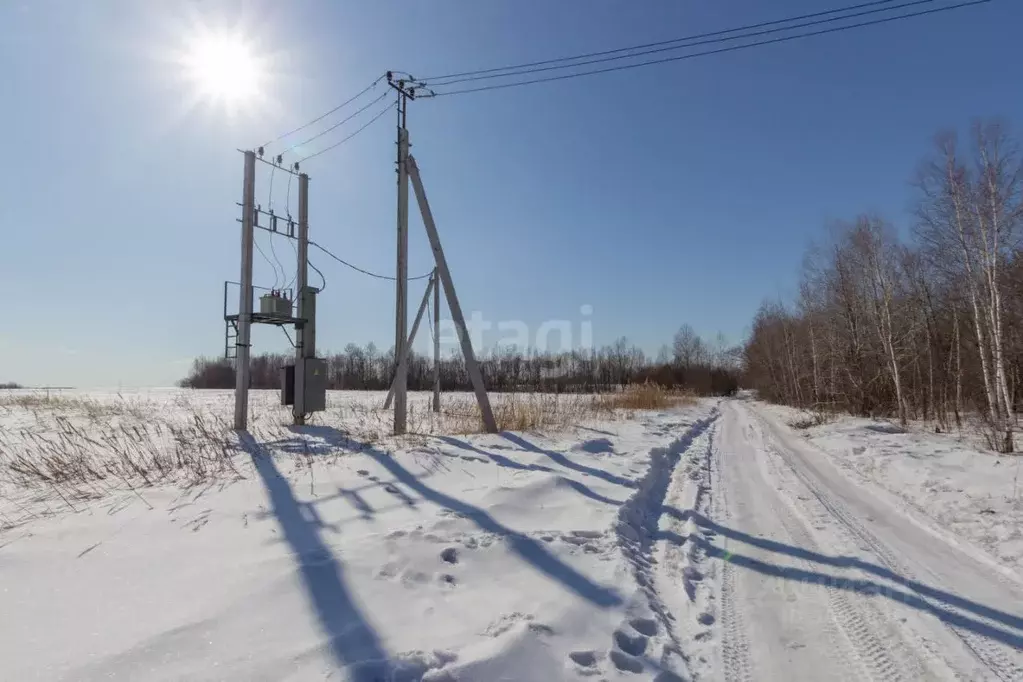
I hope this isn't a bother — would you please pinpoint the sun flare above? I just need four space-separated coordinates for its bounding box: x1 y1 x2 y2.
182 29 263 109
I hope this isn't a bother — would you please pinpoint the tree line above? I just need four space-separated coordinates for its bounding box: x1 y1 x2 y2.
180 328 740 397
743 121 1022 452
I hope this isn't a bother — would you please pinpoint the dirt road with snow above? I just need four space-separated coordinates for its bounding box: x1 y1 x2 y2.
706 399 1023 682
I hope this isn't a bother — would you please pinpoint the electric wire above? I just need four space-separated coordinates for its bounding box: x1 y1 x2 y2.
309 240 432 281
426 0 942 87
297 99 397 163
253 232 278 287
426 0 991 97
282 171 298 292
266 164 285 290
259 76 384 149
285 91 390 155
426 283 437 349
310 259 327 293
285 172 294 217
421 0 901 83
285 241 299 293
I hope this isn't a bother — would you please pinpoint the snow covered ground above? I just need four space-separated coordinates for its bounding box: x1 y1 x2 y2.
760 403 1023 571
2 391 1022 681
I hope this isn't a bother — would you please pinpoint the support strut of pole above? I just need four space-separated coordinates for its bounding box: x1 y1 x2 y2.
233 150 256 431
384 272 435 409
432 266 441 413
406 153 497 433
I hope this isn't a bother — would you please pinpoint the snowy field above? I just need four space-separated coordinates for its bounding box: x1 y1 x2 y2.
1 391 1022 681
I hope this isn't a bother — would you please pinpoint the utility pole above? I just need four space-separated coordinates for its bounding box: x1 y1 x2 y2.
294 172 310 425
433 266 440 413
389 72 416 435
234 150 256 431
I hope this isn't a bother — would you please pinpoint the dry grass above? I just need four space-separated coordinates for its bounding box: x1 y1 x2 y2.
432 385 694 434
788 407 835 430
0 387 699 507
0 393 253 508
593 384 696 412
438 392 617 434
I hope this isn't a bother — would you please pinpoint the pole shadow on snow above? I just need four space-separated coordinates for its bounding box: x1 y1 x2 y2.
238 433 393 680
662 506 1023 650
437 435 554 473
500 432 637 489
292 425 624 609
437 435 623 506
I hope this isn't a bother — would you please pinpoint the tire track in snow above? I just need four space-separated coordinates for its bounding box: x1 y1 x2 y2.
741 413 931 682
708 421 754 682
718 407 871 682
753 407 1023 682
758 464 926 679
609 409 718 678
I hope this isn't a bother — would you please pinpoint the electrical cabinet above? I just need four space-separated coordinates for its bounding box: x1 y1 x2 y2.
280 358 326 413
302 358 327 412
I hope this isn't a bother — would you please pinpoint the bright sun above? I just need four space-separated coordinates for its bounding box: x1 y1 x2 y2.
182 29 262 108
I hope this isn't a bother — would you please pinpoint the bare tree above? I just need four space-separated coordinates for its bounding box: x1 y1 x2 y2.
673 324 705 369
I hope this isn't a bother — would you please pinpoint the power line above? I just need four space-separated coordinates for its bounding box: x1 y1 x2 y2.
309 240 432 281
422 0 903 83
259 76 384 149
286 90 391 154
298 99 396 162
427 0 940 87
426 0 991 97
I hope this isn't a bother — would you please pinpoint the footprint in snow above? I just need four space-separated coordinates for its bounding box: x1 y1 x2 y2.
613 627 648 657
569 650 598 668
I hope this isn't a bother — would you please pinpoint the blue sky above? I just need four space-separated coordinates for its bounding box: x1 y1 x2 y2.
2 0 1020 387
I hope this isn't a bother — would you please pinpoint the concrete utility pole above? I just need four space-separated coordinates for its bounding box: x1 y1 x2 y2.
433 266 441 413
294 172 310 425
234 150 256 431
407 154 497 432
387 73 425 435
393 92 411 435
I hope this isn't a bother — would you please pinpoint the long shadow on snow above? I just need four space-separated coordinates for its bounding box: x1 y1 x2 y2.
437 435 553 473
239 433 393 680
437 435 623 506
500 432 637 489
663 507 1023 650
297 425 623 609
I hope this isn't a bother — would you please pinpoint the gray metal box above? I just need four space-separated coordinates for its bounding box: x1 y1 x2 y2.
302 358 327 412
281 359 326 412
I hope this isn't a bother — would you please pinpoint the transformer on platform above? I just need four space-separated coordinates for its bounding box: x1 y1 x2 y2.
259 291 293 317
